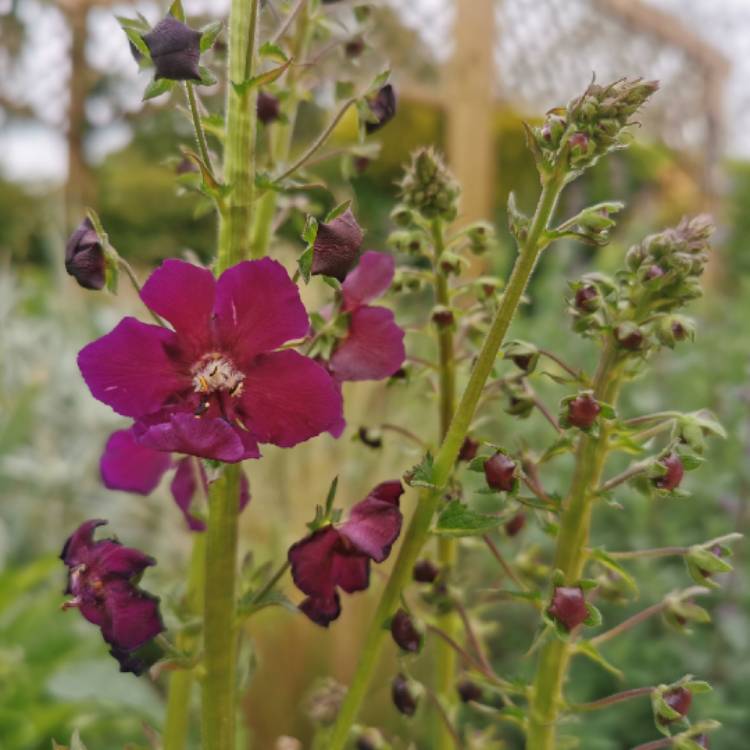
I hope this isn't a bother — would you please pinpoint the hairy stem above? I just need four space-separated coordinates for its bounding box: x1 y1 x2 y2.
527 341 625 750
326 173 566 750
185 82 213 175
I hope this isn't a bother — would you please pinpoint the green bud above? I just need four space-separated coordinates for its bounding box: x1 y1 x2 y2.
399 148 460 222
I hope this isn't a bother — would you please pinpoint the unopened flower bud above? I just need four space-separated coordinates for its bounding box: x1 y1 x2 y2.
311 208 363 281
568 131 591 162
541 114 566 147
390 609 423 653
645 264 665 280
458 437 479 462
484 452 516 492
413 559 439 583
615 323 645 351
504 340 539 373
504 385 535 418
653 452 684 491
65 217 106 290
564 393 601 430
400 148 460 222
504 512 526 537
547 586 588 631
358 427 383 449
257 91 281 124
456 678 483 703
345 36 366 58
466 221 496 254
356 728 387 750
431 306 455 329
574 284 600 312
391 673 420 716
659 687 692 724
365 84 397 134
439 252 462 276
143 16 202 81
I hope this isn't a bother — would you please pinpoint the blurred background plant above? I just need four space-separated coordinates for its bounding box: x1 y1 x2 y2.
1 0 748 748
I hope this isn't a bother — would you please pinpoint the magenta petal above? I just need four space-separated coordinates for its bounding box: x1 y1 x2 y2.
61 519 107 567
139 259 215 356
78 317 188 418
330 553 370 594
100 429 172 494
241 351 343 448
214 259 309 363
329 306 405 382
170 457 207 531
102 580 164 650
137 413 247 462
341 251 395 311
94 541 155 578
299 594 341 627
288 526 340 599
340 481 404 562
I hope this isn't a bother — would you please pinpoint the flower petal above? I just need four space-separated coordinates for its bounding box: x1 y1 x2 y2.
288 526 340 599
330 552 370 594
341 251 395 311
240 351 343 448
139 259 215 357
78 317 188 418
94 541 155 579
136 413 249 462
100 429 172 495
102 580 164 651
60 519 107 567
329 306 405 382
299 594 341 627
340 481 404 562
170 457 207 531
214 259 309 363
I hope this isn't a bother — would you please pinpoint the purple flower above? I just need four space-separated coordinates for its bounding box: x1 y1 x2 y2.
78 259 343 462
61 520 163 673
365 84 396 134
311 208 364 282
257 91 281 125
100 428 249 531
329 252 406 382
547 586 588 631
65 217 105 290
143 16 202 81
288 481 404 626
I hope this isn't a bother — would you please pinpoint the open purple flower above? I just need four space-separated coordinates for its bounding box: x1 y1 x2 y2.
288 481 404 626
61 520 164 673
100 428 249 531
78 259 343 462
328 252 405 382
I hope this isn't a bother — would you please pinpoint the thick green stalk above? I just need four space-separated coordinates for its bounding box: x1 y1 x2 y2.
249 5 313 259
327 175 565 750
526 342 625 750
432 218 460 750
164 534 206 750
217 0 260 270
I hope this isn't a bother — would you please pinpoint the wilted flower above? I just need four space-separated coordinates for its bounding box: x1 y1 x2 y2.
311 208 364 282
143 16 202 81
390 609 422 653
288 482 404 626
65 217 106 290
257 91 281 124
60 520 163 673
660 687 692 723
547 586 588 631
653 452 684 491
563 393 601 430
328 252 406 382
391 673 420 716
458 437 479 462
413 559 439 583
365 84 396 134
78 259 343 462
484 452 517 492
100 428 249 530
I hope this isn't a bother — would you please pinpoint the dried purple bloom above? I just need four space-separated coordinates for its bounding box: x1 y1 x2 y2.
565 393 601 430
547 586 588 631
391 673 419 716
413 559 439 583
660 687 692 723
311 208 364 282
457 678 483 703
143 16 202 82
390 609 422 653
574 284 600 312
257 91 281 125
484 452 516 492
60 520 163 673
458 437 479 463
65 217 105 291
615 323 645 351
431 306 454 329
365 84 396 134
504 512 526 537
653 453 684 491
289 482 404 626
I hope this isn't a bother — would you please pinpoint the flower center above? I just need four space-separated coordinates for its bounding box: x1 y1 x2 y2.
192 353 245 397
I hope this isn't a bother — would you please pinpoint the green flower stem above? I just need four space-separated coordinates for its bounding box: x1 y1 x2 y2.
164 535 206 750
185 82 213 176
217 0 260 270
327 173 566 750
431 217 460 750
249 4 313 259
202 463 242 750
526 342 626 750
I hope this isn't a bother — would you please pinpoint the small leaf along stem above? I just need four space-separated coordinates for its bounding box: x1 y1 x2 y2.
326 169 566 750
185 81 214 177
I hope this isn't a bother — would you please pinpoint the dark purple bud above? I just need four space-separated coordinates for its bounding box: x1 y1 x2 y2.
457 678 483 703
143 16 202 82
65 217 105 290
390 608 422 653
547 586 588 631
365 84 396 134
569 132 589 153
504 512 526 537
413 559 439 583
653 453 684 491
356 728 386 750
311 208 364 282
458 437 479 462
566 393 601 430
574 284 600 312
646 264 665 280
257 91 281 124
391 673 419 716
358 426 383 449
615 323 645 351
661 687 692 723
484 452 516 492
345 36 366 58
431 306 455 329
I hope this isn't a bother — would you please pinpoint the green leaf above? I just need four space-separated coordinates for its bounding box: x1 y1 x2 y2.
259 41 289 62
433 500 504 537
583 603 602 628
324 199 352 223
123 26 151 59
368 69 390 93
232 58 293 94
324 476 338 516
575 641 624 679
590 548 639 595
684 680 712 694
404 453 436 489
70 730 88 750
197 66 218 87
302 215 318 245
200 21 223 52
143 78 173 101
298 245 314 284
168 0 185 21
